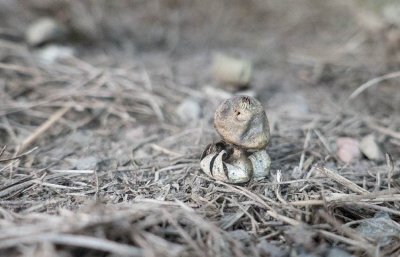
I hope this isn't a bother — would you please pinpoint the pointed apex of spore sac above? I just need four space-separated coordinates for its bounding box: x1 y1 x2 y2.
214 96 270 150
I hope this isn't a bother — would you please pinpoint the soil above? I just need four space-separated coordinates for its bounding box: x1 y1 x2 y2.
0 1 399 257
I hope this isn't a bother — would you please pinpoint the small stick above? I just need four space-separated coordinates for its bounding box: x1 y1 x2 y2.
18 106 71 153
0 233 143 256
0 62 38 76
368 122 400 140
266 210 302 226
386 153 394 190
318 209 370 244
162 210 203 256
150 144 182 157
48 169 95 174
298 129 311 172
290 192 400 206
0 180 35 198
349 70 400 99
318 230 374 253
0 145 6 158
0 147 38 163
313 129 332 153
314 165 369 194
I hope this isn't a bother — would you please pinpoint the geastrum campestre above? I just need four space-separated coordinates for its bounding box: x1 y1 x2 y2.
200 96 271 183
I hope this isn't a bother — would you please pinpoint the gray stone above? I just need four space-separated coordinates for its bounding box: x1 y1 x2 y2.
36 45 74 64
356 211 400 244
327 248 354 257
176 98 201 123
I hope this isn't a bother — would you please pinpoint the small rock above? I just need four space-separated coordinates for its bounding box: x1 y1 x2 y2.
68 156 98 170
326 248 354 257
176 98 201 123
124 126 146 142
26 18 65 46
257 240 287 257
292 166 303 179
356 211 399 244
267 92 309 118
297 253 318 257
383 3 400 27
211 53 252 88
35 45 74 64
228 230 252 244
359 134 383 161
336 137 360 164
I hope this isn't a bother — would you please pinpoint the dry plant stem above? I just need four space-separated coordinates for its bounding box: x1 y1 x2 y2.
313 129 332 153
367 121 400 140
315 165 369 194
349 70 400 99
318 210 370 244
0 145 6 158
0 147 38 163
48 169 95 174
0 233 143 256
345 202 400 216
162 209 204 255
0 179 35 198
298 129 312 172
0 62 38 76
150 144 182 157
266 210 302 226
318 230 374 253
230 198 258 234
386 153 394 190
18 106 71 154
290 191 400 207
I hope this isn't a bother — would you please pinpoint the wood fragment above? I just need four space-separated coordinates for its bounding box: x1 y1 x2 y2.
0 233 143 256
349 70 400 99
290 192 400 206
0 147 38 163
386 153 394 190
368 122 400 140
318 209 370 244
0 145 6 158
266 210 302 226
18 106 71 153
318 230 374 253
314 165 369 194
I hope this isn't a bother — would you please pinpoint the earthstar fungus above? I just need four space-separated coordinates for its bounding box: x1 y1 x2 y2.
200 96 271 183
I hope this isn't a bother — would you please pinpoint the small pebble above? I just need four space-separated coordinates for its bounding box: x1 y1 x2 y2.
336 137 360 164
257 240 287 257
35 45 74 64
326 248 354 257
359 134 383 161
383 3 400 27
26 18 65 46
176 98 201 123
211 53 252 88
356 211 399 244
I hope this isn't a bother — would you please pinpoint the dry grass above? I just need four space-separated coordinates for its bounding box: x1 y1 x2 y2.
1 1 400 257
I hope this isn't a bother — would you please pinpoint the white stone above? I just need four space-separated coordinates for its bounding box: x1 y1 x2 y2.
26 18 65 46
176 98 201 123
360 134 383 161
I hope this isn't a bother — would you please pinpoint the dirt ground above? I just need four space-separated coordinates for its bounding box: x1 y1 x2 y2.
0 1 400 257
